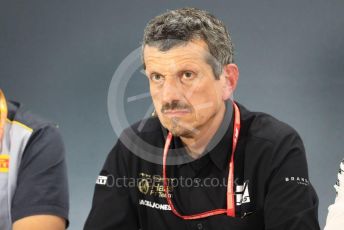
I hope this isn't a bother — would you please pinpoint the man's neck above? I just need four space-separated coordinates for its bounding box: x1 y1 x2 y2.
180 103 227 159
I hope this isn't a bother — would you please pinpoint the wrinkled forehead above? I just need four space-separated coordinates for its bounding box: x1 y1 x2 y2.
143 39 214 69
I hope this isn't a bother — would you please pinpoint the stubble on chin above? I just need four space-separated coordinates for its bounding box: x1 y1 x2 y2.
163 117 197 138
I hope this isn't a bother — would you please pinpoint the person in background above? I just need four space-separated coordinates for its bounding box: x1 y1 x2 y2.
324 159 344 230
0 89 69 230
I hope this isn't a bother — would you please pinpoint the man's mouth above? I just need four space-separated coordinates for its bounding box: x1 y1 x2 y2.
163 109 191 117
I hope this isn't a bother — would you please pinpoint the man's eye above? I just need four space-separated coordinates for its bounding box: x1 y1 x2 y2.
150 74 163 82
182 71 194 80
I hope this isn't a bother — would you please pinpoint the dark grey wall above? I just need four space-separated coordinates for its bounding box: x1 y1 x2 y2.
1 0 343 229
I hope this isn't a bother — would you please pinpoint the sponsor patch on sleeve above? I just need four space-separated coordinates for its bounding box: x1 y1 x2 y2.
0 154 9 173
96 175 108 186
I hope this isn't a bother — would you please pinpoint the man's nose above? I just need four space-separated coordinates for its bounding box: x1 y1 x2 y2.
161 78 183 103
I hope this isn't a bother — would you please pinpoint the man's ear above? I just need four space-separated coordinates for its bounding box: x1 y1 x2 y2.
222 63 239 101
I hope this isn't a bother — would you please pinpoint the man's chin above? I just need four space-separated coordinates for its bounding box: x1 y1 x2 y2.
164 124 195 138
169 128 193 137
159 117 195 137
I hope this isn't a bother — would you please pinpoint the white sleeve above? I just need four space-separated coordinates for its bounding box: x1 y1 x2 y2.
324 160 344 230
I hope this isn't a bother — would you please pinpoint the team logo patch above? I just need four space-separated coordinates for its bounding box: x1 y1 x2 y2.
285 176 309 186
138 173 173 198
236 181 251 205
0 154 9 173
138 178 150 195
96 175 108 185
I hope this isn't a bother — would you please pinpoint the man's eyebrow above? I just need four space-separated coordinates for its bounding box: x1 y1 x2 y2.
147 71 164 76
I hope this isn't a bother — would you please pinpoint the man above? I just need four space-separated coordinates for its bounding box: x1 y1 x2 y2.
324 159 344 230
0 89 69 230
85 8 320 229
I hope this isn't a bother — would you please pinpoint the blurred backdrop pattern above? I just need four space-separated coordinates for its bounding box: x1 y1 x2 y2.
1 1 343 229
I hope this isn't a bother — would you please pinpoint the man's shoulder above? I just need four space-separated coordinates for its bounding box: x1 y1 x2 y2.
122 116 164 139
7 101 58 133
113 116 165 162
239 103 301 144
6 101 65 158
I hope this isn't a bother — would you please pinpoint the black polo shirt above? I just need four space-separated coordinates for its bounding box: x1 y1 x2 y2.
84 102 320 230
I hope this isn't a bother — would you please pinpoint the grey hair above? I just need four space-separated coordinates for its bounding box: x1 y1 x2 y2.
142 7 234 79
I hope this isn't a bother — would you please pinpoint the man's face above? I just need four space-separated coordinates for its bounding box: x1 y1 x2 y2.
144 39 231 137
